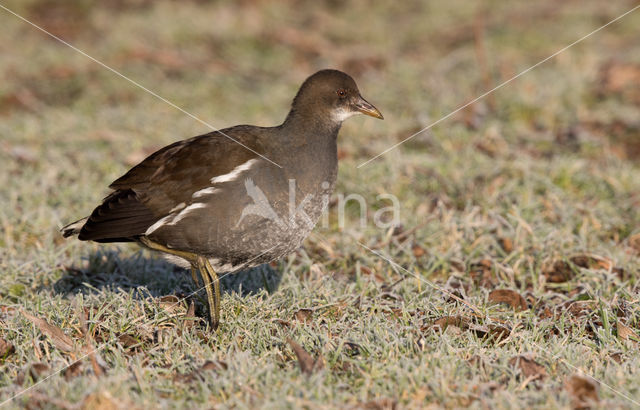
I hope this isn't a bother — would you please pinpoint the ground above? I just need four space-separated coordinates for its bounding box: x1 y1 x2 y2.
1 0 640 408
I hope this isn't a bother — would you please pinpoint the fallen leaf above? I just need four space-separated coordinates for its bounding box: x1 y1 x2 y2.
561 300 595 318
508 354 547 380
273 318 291 328
352 397 397 410
616 320 638 343
412 244 427 258
569 254 625 280
469 323 511 343
293 309 313 324
174 360 228 383
469 259 495 288
343 342 364 357
488 289 528 311
117 334 142 351
542 260 574 283
201 360 228 372
629 233 640 254
21 310 74 352
158 295 185 314
0 337 15 360
565 374 599 409
598 60 640 104
81 391 119 410
570 254 610 270
63 361 83 381
87 346 106 377
183 300 200 329
430 316 469 332
286 338 324 375
499 237 513 253
24 392 75 410
28 363 50 381
609 351 623 364
444 275 469 301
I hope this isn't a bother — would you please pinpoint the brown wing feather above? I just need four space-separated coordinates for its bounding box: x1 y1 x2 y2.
78 189 156 243
111 130 260 215
72 128 264 244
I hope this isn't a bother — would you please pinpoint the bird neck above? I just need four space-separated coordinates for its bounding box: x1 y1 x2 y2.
281 106 342 141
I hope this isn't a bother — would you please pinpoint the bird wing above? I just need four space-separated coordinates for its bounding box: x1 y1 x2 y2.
78 128 263 242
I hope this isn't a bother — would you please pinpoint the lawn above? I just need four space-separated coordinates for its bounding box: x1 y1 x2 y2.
1 0 640 408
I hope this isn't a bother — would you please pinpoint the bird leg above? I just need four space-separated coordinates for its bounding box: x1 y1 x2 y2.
139 237 219 329
197 256 221 330
190 266 202 288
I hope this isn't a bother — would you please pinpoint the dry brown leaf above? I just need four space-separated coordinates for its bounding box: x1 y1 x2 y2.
343 342 364 357
117 334 142 351
412 244 427 258
21 310 74 352
562 300 595 318
609 351 623 364
352 397 397 410
158 295 185 313
286 338 324 375
629 233 640 254
183 300 199 329
24 391 75 410
508 355 547 380
87 347 106 377
616 320 638 343
273 318 291 328
293 309 313 324
469 259 495 288
542 260 574 283
15 363 51 385
499 237 514 253
570 254 625 280
469 323 511 343
76 305 105 378
81 391 119 410
570 254 611 271
174 360 227 383
488 289 528 311
63 361 83 381
598 61 640 104
444 275 470 301
0 337 15 360
28 363 50 382
201 360 228 372
565 375 599 409
430 316 469 332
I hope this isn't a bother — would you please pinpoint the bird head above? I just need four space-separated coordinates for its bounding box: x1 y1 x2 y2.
288 69 383 125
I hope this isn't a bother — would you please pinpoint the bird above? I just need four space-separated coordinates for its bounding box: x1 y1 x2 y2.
61 69 383 329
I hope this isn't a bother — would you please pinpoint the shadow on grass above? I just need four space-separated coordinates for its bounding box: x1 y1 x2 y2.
53 249 284 300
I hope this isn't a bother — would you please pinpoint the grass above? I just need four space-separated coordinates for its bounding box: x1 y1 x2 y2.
1 0 640 408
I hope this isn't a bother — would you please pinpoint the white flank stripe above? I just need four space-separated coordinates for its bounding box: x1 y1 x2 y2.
192 187 221 199
145 214 173 235
169 202 186 213
170 202 208 225
210 159 259 184
146 155 258 236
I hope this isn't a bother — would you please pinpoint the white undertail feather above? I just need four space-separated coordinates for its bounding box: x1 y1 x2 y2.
60 217 88 237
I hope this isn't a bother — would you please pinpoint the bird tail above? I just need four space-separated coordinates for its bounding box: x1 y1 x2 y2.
60 217 88 238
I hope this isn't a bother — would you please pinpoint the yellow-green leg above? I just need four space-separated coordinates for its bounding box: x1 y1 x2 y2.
197 256 221 330
139 237 220 330
190 267 201 288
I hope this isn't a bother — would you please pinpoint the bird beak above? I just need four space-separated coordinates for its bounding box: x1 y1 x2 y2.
354 96 384 119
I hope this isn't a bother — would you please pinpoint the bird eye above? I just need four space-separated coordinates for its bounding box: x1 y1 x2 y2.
337 89 347 97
